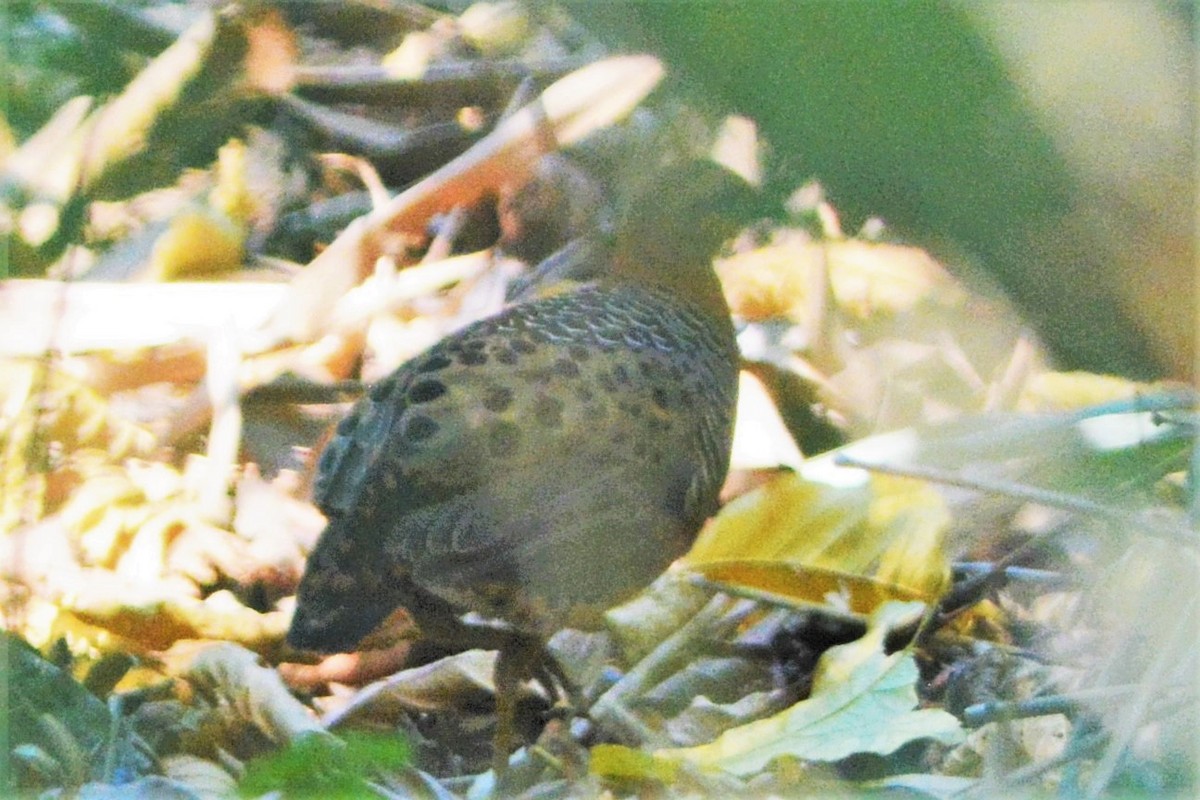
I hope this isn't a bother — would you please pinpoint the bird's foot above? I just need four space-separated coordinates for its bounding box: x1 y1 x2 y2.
491 630 581 777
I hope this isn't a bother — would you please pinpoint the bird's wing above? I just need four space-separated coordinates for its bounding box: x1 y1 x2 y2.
378 333 722 631
302 288 734 636
311 325 501 519
400 447 701 633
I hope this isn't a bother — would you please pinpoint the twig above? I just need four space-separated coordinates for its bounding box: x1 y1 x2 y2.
962 683 1196 728
589 593 754 748
838 455 1121 522
951 562 1074 588
835 454 1196 544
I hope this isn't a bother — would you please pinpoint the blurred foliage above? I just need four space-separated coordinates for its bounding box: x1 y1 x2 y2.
238 731 410 799
566 0 1194 380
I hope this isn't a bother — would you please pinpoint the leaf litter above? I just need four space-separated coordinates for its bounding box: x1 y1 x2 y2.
1 2 1195 798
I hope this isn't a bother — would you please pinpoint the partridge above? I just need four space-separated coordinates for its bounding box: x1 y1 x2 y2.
287 159 754 762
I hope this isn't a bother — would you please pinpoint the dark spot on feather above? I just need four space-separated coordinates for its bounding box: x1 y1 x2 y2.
568 344 591 362
613 365 631 385
417 354 452 372
409 379 446 403
494 346 518 365
512 338 537 354
652 387 671 410
553 358 580 378
483 385 514 413
404 414 438 442
458 349 488 366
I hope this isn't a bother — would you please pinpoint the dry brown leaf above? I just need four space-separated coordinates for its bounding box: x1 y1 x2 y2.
319 649 500 728
158 754 239 800
255 54 665 349
232 469 325 580
719 227 1042 436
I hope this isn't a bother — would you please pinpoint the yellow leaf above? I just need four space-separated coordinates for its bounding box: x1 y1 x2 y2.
687 472 867 567
1 358 154 530
383 31 444 79
716 235 958 324
826 239 961 319
684 466 951 609
149 206 245 280
209 138 258 227
459 2 532 58
867 475 951 596
1018 371 1157 413
66 586 288 651
590 743 678 783
689 561 924 617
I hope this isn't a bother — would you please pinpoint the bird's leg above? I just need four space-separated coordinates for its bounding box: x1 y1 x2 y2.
401 588 582 772
492 637 542 776
529 648 582 715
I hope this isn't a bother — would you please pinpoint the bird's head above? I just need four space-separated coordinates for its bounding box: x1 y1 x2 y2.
609 158 765 317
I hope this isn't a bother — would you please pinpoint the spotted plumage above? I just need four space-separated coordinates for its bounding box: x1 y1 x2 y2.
289 280 738 651
287 159 755 764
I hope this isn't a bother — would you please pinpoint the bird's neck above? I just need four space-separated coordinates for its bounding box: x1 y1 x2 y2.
608 251 734 330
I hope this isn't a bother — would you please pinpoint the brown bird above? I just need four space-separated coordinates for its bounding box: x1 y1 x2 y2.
287 159 755 764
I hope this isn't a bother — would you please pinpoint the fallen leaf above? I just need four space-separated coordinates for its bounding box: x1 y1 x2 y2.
684 463 951 612
590 742 678 784
661 601 963 775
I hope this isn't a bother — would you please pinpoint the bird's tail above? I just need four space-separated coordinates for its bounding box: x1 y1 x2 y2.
286 516 398 653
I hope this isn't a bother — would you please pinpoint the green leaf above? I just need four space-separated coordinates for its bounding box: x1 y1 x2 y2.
238 731 410 799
